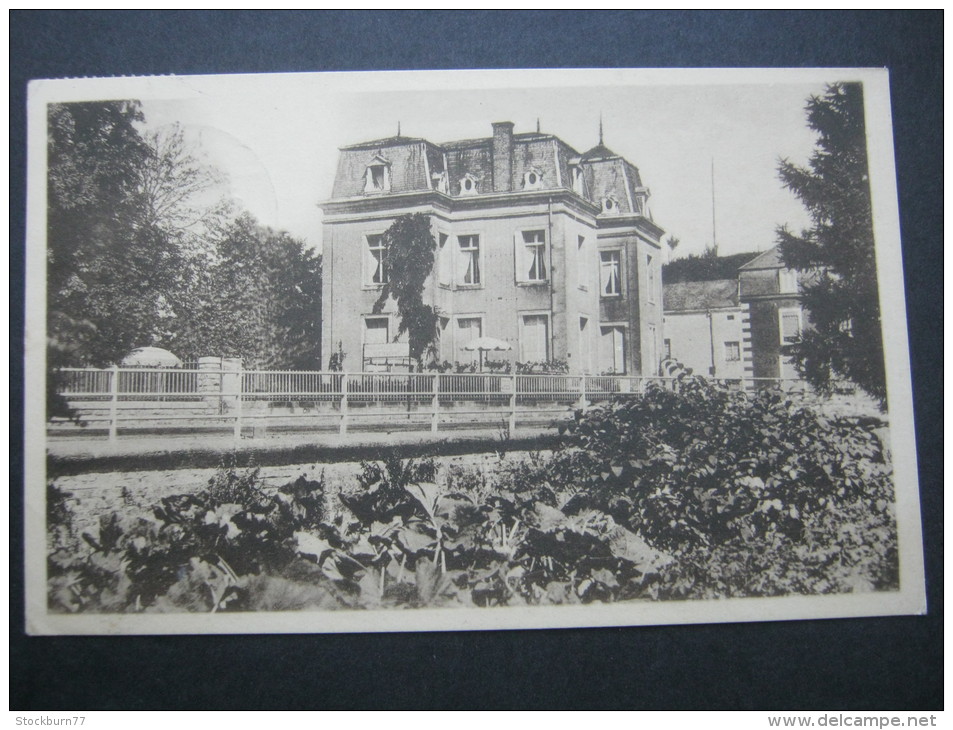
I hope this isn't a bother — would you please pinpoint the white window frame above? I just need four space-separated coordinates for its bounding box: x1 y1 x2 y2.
724 341 741 362
599 323 627 375
519 311 551 363
778 307 803 346
454 314 485 362
601 196 619 214
456 233 482 287
571 166 585 196
459 174 479 196
363 157 391 195
519 229 548 284
522 168 544 190
600 250 623 297
363 232 389 288
362 315 390 345
778 306 803 380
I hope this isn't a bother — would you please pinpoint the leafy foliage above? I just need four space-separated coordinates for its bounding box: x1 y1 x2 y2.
557 378 898 596
777 83 885 405
46 101 324 402
662 251 760 284
373 213 440 370
48 383 897 612
168 213 322 369
47 103 181 365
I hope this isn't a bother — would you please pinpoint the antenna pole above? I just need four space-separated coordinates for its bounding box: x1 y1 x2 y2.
710 157 717 255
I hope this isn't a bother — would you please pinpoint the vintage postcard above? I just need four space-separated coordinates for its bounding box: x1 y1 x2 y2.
24 68 925 635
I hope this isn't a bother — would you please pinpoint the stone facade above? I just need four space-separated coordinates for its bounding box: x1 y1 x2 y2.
320 122 665 375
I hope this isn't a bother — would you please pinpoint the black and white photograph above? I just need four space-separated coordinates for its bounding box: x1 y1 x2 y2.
24 67 925 635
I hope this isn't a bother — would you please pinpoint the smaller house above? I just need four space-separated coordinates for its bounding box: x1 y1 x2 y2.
737 246 808 381
662 279 752 380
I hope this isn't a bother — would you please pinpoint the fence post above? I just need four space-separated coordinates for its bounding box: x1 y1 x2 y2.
431 373 440 433
577 374 588 410
339 373 349 436
509 374 518 435
108 364 119 442
233 364 243 440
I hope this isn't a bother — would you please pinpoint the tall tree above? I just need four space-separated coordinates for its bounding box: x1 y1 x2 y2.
776 83 885 405
139 124 231 256
47 101 184 416
372 213 440 370
168 213 322 370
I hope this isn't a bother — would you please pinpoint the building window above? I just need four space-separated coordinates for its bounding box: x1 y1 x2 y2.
724 341 741 362
780 308 802 345
663 338 672 359
523 169 543 190
600 251 622 296
599 326 625 374
459 174 478 196
779 307 803 379
571 166 585 195
365 234 388 285
779 268 799 293
520 314 550 362
432 170 448 193
364 158 390 194
602 196 618 213
458 235 481 285
523 230 547 281
363 316 389 345
456 316 483 362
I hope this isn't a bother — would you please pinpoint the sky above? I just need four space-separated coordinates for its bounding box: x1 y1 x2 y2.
137 70 830 259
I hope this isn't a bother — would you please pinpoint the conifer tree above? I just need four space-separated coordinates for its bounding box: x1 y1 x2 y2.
777 82 886 405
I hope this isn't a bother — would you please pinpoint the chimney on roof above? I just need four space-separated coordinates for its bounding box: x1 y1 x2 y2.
491 122 514 192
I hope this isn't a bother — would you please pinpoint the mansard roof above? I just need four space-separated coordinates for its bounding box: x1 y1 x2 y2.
328 123 651 217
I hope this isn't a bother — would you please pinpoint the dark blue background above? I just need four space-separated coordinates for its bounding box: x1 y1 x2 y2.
10 10 943 710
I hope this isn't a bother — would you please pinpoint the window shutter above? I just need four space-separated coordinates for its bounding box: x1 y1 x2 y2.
514 231 525 283
438 234 452 287
362 238 372 285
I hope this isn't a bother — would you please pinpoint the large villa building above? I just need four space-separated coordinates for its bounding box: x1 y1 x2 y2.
319 121 665 374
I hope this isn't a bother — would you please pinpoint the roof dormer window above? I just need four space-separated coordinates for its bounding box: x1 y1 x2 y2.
601 196 619 214
571 166 585 195
522 168 544 190
363 155 391 194
459 174 479 196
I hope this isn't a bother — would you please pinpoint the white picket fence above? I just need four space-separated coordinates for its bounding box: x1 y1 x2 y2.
52 367 811 442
